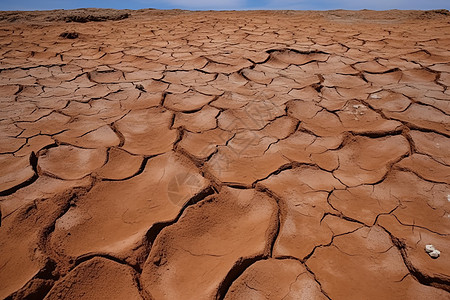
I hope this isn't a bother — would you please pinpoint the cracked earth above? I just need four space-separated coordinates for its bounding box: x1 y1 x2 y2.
0 8 449 300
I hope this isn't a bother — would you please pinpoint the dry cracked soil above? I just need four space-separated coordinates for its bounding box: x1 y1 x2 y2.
0 7 449 300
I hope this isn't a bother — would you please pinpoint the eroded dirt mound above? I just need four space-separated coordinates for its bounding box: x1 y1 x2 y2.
0 8 449 300
0 8 131 23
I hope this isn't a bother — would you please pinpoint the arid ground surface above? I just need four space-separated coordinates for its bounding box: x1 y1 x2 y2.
0 8 449 300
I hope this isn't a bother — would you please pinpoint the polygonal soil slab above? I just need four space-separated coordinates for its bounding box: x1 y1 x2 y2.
164 91 215 112
38 145 107 180
206 147 289 186
141 187 278 300
0 189 83 299
54 125 120 149
115 108 178 156
95 148 144 180
49 152 209 261
332 135 409 186
378 214 450 291
307 226 449 300
0 154 35 195
45 257 142 300
259 166 361 259
224 259 327 300
329 170 450 231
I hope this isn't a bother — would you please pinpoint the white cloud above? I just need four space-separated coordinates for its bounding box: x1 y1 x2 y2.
262 0 449 10
161 0 244 9
139 0 448 10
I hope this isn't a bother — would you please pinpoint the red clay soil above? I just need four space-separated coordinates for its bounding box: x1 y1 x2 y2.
0 8 449 300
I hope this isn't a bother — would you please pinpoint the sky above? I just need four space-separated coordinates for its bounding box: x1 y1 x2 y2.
0 0 448 11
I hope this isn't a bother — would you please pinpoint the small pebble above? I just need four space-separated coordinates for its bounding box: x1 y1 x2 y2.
429 250 440 258
425 244 440 258
425 244 435 253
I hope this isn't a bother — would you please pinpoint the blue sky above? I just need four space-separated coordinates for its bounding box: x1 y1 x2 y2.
1 0 448 11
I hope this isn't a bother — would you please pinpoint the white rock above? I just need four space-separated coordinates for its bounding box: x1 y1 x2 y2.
429 250 440 258
425 245 441 258
425 244 436 253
